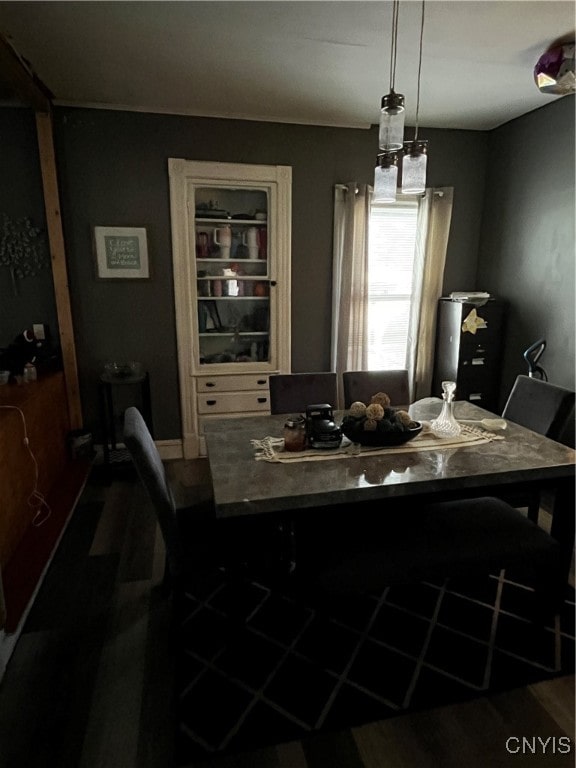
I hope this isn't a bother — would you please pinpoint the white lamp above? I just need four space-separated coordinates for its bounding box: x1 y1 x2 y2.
402 140 428 195
373 152 399 202
379 91 405 151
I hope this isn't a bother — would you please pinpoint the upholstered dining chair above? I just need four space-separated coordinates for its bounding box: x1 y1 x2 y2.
123 406 293 604
269 372 338 414
342 369 410 409
502 375 575 444
123 406 218 595
292 494 565 619
501 375 575 520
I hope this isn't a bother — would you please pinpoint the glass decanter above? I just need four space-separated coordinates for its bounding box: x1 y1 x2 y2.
430 380 461 438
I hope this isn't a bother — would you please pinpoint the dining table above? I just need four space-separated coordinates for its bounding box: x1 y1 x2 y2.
203 397 576 584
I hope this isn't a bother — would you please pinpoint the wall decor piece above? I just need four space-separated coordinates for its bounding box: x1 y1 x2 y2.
0 214 49 295
94 226 149 279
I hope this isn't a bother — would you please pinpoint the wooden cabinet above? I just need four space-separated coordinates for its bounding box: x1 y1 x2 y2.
0 372 69 568
432 298 507 412
168 159 291 457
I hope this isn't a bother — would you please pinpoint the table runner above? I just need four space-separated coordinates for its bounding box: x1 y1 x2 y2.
252 423 503 463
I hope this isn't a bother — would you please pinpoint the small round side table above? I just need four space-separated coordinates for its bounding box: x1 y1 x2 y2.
98 370 153 465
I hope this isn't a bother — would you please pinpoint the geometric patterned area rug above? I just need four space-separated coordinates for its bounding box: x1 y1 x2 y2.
175 568 575 765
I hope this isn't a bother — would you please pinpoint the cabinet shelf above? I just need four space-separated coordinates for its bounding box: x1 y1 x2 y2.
199 331 268 337
197 275 269 281
196 258 266 264
197 296 269 301
195 218 266 225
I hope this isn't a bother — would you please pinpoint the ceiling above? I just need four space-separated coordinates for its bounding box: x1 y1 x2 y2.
0 1 573 131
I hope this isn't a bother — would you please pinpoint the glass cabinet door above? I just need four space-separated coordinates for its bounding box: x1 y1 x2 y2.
193 185 271 367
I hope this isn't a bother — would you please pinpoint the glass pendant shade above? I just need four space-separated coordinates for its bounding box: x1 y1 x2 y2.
401 141 428 194
373 156 398 202
378 91 405 150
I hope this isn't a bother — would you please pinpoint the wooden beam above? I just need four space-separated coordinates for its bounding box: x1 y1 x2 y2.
0 31 83 429
35 111 83 429
0 32 52 113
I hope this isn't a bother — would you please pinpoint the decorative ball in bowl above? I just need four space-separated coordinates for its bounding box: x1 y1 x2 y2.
340 392 422 447
104 361 143 379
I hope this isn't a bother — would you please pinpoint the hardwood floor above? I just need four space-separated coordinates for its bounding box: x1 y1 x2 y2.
0 459 573 768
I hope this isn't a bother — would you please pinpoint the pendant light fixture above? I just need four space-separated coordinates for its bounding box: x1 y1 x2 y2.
378 0 405 151
374 152 399 202
374 0 403 202
402 0 428 195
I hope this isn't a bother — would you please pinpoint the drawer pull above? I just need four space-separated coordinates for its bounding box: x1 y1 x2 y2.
205 382 216 388
206 399 217 406
257 397 268 403
257 379 266 385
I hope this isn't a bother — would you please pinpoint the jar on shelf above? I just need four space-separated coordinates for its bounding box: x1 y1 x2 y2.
23 362 37 382
283 416 307 452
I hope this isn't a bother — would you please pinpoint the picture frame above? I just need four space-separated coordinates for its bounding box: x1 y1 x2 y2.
198 300 222 332
94 226 149 279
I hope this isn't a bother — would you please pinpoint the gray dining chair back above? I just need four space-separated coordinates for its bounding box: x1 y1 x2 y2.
123 406 184 582
502 375 575 445
500 375 575 521
342 370 410 409
124 406 289 592
269 372 338 414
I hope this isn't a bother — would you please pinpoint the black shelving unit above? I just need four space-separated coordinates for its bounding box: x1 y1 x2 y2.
432 298 507 412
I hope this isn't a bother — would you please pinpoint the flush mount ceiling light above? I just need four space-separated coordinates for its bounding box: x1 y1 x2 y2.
374 0 429 202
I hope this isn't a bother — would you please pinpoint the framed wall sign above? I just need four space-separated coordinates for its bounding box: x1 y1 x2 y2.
94 226 149 279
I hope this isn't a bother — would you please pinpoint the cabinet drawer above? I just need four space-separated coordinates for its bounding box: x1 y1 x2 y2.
197 391 270 414
196 375 269 393
198 412 265 435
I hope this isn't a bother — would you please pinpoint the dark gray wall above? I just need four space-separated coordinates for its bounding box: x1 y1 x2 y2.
6 100 573 440
0 108 57 347
51 108 488 439
476 96 575 408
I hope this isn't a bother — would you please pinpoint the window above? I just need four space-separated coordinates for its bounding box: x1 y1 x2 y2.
367 198 419 369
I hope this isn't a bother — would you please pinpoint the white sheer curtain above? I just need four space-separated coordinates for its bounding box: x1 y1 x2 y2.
406 187 454 400
331 183 371 407
331 184 453 405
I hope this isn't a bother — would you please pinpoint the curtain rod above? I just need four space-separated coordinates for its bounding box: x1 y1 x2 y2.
336 184 443 198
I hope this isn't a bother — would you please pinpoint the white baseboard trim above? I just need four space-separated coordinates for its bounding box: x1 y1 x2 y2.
156 440 184 460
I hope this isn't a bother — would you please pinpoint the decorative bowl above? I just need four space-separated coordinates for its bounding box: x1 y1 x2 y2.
340 419 423 447
104 361 143 379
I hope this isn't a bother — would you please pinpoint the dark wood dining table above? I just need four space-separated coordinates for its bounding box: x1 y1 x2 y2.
203 398 576 583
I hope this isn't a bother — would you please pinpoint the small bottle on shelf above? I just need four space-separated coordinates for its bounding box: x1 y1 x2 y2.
23 362 37 382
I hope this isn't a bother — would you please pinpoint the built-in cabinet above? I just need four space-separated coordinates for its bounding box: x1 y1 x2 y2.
168 159 292 457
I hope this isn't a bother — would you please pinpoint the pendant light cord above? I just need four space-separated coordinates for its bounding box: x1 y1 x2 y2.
414 0 425 141
389 0 400 91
